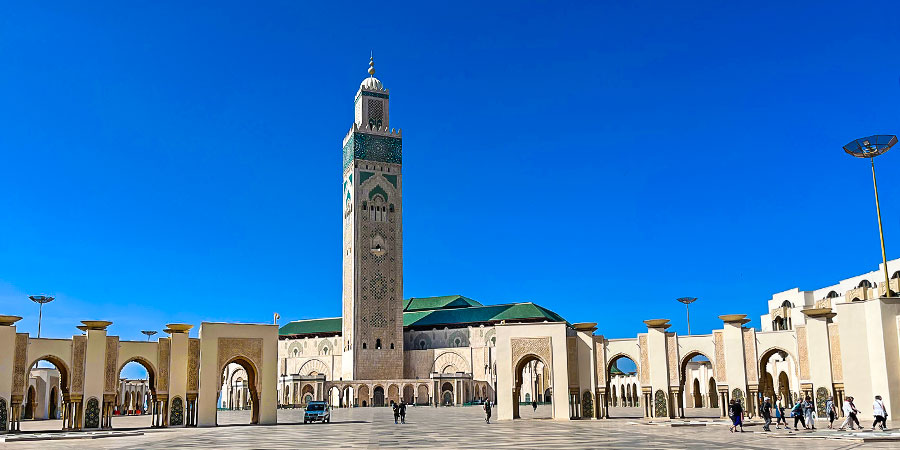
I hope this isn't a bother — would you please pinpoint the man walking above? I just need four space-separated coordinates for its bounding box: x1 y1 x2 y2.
761 397 772 432
399 401 407 424
484 401 492 424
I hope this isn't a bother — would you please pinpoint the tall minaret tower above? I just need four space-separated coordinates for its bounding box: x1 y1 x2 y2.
341 57 404 381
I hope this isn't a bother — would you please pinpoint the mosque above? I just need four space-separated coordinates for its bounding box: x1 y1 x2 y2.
222 58 900 423
2 59 900 433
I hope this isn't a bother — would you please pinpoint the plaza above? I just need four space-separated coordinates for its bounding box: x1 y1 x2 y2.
5 407 900 449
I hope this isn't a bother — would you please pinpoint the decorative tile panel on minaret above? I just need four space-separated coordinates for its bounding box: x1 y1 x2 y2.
341 57 404 380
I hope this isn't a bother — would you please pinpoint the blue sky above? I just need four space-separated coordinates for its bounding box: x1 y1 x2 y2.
2 1 900 379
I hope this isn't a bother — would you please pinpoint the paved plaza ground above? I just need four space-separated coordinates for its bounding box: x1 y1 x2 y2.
5 405 900 449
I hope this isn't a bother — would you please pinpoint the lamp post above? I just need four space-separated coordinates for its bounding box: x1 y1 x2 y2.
843 135 898 297
29 295 55 338
676 297 697 335
141 330 158 341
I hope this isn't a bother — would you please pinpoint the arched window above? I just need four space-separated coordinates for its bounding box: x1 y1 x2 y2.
418 340 426 350
826 291 839 299
390 343 394 349
851 297 862 302
454 337 462 347
893 271 900 280
859 280 872 288
376 339 382 349
322 347 329 355
780 300 792 308
362 342 367 349
292 348 299 357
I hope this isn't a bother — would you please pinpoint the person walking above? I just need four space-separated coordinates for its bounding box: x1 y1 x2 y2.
729 399 744 432
873 395 888 431
775 396 790 430
839 397 857 430
761 397 772 432
849 397 863 430
803 395 816 430
392 402 400 424
532 399 538 413
484 401 492 424
791 400 806 430
826 396 838 429
399 401 407 424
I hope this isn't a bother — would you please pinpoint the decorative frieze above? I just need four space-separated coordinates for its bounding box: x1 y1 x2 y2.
666 333 678 386
742 328 758 382
158 338 171 393
217 337 264 389
11 334 28 396
639 335 650 385
713 331 725 383
797 326 810 380
71 335 87 394
828 323 842 381
188 338 201 392
510 337 552 368
104 336 119 393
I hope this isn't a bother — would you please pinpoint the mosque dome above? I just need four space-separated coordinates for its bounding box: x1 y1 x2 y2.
360 56 383 90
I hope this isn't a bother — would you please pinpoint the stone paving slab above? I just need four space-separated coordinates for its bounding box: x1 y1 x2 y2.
3 406 897 449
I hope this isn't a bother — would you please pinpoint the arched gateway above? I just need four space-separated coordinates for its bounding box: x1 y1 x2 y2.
0 317 280 431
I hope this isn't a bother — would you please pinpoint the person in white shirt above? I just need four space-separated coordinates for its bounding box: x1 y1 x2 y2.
872 395 888 431
839 398 857 430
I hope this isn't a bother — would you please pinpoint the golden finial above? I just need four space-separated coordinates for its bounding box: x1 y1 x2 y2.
368 52 375 76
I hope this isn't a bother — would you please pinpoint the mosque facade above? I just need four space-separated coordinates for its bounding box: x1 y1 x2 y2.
1 61 900 433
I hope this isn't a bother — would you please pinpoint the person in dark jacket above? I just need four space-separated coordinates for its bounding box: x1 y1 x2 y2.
532 400 538 412
761 397 772 431
484 401 492 424
729 399 744 432
399 401 407 424
392 402 399 424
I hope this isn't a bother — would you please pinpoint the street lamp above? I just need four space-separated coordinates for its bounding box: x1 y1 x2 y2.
843 134 898 297
141 330 158 341
676 297 697 335
29 295 55 338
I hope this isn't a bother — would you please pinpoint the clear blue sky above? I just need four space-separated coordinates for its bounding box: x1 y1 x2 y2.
3 0 900 366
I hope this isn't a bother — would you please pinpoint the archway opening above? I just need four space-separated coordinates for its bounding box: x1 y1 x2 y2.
605 355 640 418
759 348 795 408
357 385 369 407
217 358 260 425
373 386 385 407
402 385 414 404
441 382 454 406
19 356 69 432
328 386 341 408
678 353 717 418
112 359 155 429
416 385 429 406
513 355 551 419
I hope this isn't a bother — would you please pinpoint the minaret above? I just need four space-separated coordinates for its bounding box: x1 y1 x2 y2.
341 56 404 380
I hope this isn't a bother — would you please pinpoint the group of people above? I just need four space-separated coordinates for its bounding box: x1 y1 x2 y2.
391 401 407 424
837 395 889 431
736 394 890 433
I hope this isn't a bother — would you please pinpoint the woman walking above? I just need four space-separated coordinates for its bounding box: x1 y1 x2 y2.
775 396 790 430
803 395 816 430
826 396 838 429
873 395 888 431
839 397 859 430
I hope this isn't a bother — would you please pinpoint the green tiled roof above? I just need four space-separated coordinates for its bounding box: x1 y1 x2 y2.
610 366 623 374
403 302 565 328
279 298 566 337
403 295 482 312
278 317 342 336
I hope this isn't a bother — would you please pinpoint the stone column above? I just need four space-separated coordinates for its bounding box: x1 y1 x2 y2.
643 319 672 419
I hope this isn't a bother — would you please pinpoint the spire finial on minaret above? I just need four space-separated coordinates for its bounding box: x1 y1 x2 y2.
368 52 375 77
